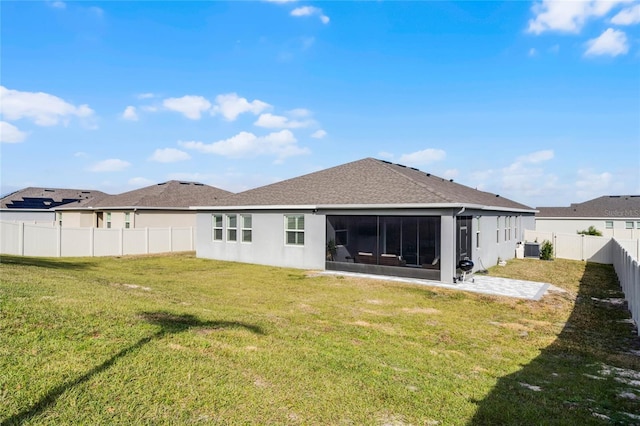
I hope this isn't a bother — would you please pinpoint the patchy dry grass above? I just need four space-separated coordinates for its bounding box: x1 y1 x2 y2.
1 254 638 425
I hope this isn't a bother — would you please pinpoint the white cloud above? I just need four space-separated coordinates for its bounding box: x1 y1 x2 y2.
211 93 271 121
611 4 640 25
122 106 138 121
74 151 88 158
265 0 298 3
529 48 538 57
517 149 554 164
443 169 459 180
88 159 131 172
288 108 311 118
398 148 446 166
290 6 330 24
585 28 629 56
574 169 625 200
137 93 156 99
149 148 191 163
163 95 212 120
377 151 394 160
0 86 94 126
128 177 155 187
141 105 159 112
0 121 27 143
527 0 631 34
310 129 327 139
254 113 312 129
179 130 309 162
497 150 557 199
50 1 66 9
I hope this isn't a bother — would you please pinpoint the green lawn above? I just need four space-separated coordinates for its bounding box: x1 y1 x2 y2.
1 253 639 425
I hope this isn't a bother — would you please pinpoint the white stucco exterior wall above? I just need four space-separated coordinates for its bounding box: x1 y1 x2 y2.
536 218 640 240
196 210 326 270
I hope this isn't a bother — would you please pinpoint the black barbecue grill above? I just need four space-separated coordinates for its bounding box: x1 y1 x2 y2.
454 258 474 283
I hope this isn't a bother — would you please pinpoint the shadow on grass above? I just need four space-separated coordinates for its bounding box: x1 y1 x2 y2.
2 312 264 426
0 255 95 270
469 262 640 425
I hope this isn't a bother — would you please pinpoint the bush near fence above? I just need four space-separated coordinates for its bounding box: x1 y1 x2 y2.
0 221 194 257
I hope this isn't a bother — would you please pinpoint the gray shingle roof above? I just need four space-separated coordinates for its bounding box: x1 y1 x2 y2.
92 181 233 208
536 195 640 218
0 187 109 209
223 158 533 210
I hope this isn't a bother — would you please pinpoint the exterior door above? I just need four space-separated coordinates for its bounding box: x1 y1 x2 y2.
456 216 472 264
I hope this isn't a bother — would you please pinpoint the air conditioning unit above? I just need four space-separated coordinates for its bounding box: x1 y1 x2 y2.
524 242 540 258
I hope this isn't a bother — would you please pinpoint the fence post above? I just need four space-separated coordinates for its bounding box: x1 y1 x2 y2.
190 226 194 251
19 222 24 256
581 234 584 261
119 227 124 256
145 227 149 254
90 227 94 257
169 227 173 252
57 225 62 257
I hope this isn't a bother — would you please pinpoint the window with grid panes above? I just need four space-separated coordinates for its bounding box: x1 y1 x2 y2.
285 215 304 245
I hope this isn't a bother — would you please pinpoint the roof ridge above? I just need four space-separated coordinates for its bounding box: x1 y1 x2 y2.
373 159 453 203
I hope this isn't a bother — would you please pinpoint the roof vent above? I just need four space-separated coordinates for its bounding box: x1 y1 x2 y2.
426 173 431 177
449 179 454 182
44 189 54 192
380 160 392 164
496 194 500 197
158 182 167 186
396 163 407 168
194 183 204 186
179 182 190 185
409 167 419 171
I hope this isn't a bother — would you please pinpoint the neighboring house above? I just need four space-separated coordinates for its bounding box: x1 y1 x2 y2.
57 180 233 229
0 187 109 225
536 195 640 239
194 158 536 284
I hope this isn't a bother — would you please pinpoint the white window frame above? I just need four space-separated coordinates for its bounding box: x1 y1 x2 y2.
212 214 223 241
227 214 237 242
475 217 480 249
605 221 613 229
285 215 305 246
241 214 252 243
106 212 112 229
625 221 634 229
496 216 500 244
57 212 62 227
124 212 131 229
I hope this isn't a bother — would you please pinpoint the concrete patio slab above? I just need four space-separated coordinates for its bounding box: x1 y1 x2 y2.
318 271 551 300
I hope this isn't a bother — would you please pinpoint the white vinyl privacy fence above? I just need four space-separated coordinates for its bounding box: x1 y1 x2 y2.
1 221 194 257
612 239 640 333
524 230 640 335
524 230 639 263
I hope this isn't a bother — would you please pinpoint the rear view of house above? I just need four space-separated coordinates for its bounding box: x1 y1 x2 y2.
194 158 536 284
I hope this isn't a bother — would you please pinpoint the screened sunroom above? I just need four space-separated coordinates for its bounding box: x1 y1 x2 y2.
325 215 441 280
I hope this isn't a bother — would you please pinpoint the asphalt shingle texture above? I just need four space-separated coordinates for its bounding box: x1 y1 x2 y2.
225 158 532 209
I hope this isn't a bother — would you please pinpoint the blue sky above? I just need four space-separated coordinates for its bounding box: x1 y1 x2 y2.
1 0 639 207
